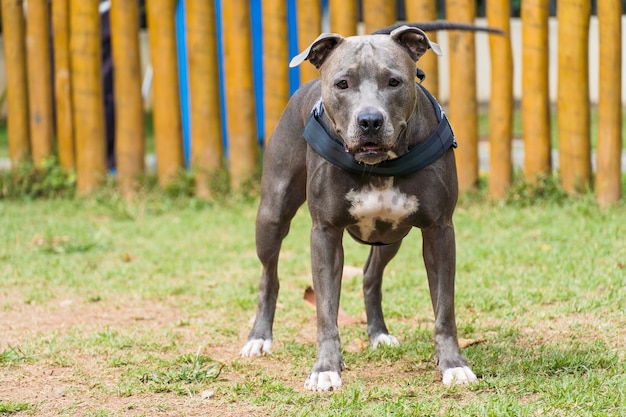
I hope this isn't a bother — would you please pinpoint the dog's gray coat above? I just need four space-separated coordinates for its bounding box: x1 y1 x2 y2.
241 25 477 391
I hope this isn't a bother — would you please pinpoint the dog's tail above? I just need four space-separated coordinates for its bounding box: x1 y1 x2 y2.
371 20 504 35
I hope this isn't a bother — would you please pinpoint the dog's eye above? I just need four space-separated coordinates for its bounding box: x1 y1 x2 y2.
389 78 400 87
335 80 348 90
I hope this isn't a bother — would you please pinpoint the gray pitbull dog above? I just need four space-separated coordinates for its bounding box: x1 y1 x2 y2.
241 23 487 391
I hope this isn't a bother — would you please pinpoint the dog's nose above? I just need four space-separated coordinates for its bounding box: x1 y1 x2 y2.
357 110 384 134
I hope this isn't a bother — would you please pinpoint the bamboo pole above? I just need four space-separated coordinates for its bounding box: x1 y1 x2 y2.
26 0 54 166
486 0 513 199
329 0 357 36
52 0 75 170
111 0 145 195
1 0 30 165
405 0 439 97
296 0 321 84
446 0 478 192
362 0 395 34
263 0 290 143
521 0 551 180
70 0 106 193
596 0 622 206
557 0 591 194
186 0 223 199
147 0 184 187
223 0 259 189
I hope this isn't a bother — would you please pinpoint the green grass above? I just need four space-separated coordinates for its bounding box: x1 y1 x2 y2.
0 179 625 416
0 401 33 415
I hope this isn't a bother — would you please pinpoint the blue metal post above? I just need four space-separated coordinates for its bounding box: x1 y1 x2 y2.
175 0 191 166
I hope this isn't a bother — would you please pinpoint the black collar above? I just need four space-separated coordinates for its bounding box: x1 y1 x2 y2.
302 83 457 177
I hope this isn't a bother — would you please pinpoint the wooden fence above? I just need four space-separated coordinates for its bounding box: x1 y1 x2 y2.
1 0 623 204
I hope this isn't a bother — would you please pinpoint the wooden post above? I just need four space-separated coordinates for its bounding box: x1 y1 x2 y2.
596 0 622 206
329 0 357 36
186 0 223 199
405 0 439 97
223 0 259 189
263 0 290 142
1 0 30 165
26 0 54 166
521 0 552 180
557 0 591 194
487 0 513 199
362 0 395 34
147 0 184 187
296 0 321 84
70 0 106 193
446 0 478 192
52 0 75 170
111 0 145 195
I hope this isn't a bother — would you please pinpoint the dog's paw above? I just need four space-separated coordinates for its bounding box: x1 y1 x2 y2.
240 338 272 357
304 371 342 392
442 366 477 385
371 334 399 349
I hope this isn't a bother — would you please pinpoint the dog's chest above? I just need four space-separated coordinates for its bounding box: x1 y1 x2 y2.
345 179 419 241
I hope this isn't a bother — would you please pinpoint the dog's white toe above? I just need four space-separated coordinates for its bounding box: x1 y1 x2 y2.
240 338 272 357
442 366 477 385
371 334 399 349
304 371 342 391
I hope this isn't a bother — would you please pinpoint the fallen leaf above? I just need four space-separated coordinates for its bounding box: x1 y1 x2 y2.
303 286 315 307
345 338 368 353
338 311 362 326
458 338 484 349
303 286 362 326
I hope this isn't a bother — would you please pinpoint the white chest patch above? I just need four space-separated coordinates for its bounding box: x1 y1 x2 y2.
345 179 419 241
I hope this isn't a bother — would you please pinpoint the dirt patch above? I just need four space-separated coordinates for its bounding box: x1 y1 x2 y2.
0 295 264 416
0 292 183 347
0 364 265 417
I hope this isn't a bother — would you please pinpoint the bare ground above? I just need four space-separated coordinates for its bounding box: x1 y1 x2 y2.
0 294 267 416
1 291 624 416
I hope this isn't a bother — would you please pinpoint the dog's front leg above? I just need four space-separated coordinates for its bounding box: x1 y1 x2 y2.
304 223 345 391
241 175 306 358
422 224 477 385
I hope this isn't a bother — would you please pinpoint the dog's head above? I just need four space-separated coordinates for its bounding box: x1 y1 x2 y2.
291 26 441 165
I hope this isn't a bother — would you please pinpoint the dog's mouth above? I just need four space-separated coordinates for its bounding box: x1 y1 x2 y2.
349 143 391 164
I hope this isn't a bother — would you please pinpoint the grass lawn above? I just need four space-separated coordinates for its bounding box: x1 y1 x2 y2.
0 183 624 416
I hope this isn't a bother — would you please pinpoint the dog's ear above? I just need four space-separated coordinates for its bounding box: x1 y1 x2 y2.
289 33 344 69
390 25 442 61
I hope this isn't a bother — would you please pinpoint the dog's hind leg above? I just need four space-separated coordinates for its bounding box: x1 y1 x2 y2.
421 224 477 385
363 241 402 348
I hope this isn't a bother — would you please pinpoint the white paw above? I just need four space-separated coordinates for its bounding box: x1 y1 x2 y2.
442 366 478 385
240 338 272 357
304 371 342 391
371 334 399 349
